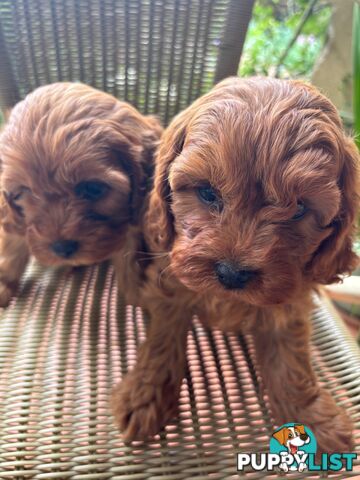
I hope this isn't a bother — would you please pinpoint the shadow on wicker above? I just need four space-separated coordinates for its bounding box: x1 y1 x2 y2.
0 261 359 479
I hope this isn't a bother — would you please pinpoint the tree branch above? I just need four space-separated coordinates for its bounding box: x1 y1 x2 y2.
274 0 319 77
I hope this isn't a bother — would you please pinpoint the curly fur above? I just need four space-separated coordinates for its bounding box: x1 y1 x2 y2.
112 77 360 453
0 82 162 306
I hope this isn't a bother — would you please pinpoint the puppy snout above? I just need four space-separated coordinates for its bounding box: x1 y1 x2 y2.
214 262 256 290
51 240 79 258
300 433 308 441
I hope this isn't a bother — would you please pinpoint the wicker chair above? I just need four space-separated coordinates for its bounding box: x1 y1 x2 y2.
0 1 359 478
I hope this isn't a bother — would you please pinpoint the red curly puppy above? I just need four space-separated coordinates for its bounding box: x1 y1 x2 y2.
0 82 162 306
112 77 360 454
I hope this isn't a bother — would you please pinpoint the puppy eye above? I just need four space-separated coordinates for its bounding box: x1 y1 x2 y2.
13 191 23 201
197 185 221 207
288 433 293 438
292 200 307 220
13 186 31 201
4 186 30 205
75 181 110 201
3 187 30 217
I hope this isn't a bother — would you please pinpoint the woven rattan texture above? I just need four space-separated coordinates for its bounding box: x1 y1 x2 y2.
0 0 242 123
0 261 359 479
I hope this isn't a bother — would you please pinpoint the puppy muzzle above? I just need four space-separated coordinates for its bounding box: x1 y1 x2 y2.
214 261 257 290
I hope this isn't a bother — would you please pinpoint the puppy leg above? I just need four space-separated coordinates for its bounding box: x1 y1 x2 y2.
112 299 191 442
254 313 353 454
0 228 29 306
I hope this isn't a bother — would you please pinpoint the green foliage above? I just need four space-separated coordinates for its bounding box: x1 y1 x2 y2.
353 1 360 149
240 0 332 79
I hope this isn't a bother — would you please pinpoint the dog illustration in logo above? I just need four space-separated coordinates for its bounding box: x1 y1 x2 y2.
272 424 310 472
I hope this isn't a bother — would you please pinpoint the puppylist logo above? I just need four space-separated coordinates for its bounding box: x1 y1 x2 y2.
237 423 357 473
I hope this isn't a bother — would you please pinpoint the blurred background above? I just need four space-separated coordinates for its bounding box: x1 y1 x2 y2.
241 0 357 132
242 1 348 111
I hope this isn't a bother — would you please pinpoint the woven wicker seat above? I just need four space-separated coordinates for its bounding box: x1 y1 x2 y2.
0 1 360 478
0 262 359 479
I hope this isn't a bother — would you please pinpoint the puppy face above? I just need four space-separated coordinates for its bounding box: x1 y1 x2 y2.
146 78 359 306
0 82 162 266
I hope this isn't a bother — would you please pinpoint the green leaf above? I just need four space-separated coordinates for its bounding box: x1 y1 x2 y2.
239 1 331 79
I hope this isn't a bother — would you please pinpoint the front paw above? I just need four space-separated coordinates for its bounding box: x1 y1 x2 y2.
311 409 353 455
0 280 17 307
302 390 354 454
111 368 180 442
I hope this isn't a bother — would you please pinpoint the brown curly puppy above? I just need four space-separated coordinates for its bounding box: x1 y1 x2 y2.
112 77 360 454
0 82 162 306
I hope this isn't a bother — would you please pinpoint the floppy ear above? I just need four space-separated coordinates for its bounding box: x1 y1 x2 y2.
308 137 360 284
144 109 190 251
272 428 287 446
100 111 163 225
108 128 148 225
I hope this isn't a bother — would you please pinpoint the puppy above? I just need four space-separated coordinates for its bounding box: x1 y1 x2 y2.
0 82 162 306
112 77 360 454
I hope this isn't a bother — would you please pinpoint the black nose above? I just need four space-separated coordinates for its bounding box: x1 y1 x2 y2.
51 240 79 258
214 262 256 290
300 433 308 441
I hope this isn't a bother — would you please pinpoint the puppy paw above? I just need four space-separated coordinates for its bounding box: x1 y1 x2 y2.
311 409 354 455
303 389 354 454
111 369 180 442
0 280 16 307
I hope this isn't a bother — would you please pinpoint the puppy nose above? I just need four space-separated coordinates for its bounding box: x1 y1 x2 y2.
214 261 256 290
51 240 79 258
300 433 308 441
